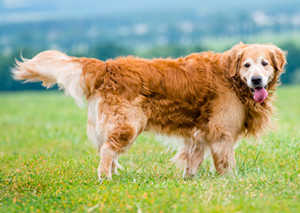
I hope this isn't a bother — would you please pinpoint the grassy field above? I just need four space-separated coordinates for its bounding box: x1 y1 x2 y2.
0 87 299 213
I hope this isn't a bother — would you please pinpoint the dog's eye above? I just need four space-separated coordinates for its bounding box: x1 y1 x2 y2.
262 60 268 66
244 63 251 68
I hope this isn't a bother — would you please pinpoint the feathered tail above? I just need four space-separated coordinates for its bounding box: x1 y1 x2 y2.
12 50 87 107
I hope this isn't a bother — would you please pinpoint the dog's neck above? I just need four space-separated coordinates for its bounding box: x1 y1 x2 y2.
230 75 278 137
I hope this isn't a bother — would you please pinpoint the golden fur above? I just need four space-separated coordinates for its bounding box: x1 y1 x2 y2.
12 43 286 180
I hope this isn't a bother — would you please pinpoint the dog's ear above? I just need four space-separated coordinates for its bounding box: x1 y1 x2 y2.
229 50 243 77
269 46 287 74
226 43 246 77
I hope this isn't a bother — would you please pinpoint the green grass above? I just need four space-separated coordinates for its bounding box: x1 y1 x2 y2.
0 87 299 213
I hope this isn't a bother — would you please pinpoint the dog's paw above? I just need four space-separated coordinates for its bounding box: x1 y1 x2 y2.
182 167 196 179
98 173 112 184
97 166 112 183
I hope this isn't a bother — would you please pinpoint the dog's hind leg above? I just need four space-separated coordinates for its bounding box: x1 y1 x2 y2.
111 156 123 175
98 123 136 181
96 102 147 181
98 142 116 180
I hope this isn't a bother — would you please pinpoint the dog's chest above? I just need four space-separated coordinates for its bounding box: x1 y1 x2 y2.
210 91 246 138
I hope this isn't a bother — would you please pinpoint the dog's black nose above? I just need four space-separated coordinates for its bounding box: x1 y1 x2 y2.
251 76 262 86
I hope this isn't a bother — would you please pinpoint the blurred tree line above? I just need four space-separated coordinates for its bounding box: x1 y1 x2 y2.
0 42 299 91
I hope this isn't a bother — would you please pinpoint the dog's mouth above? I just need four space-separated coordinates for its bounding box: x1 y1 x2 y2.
250 86 268 103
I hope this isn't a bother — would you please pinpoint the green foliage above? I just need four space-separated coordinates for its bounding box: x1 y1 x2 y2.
87 43 133 60
280 42 300 84
0 87 299 212
137 44 206 58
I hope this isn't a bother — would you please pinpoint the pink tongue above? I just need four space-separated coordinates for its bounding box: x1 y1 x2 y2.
253 88 268 103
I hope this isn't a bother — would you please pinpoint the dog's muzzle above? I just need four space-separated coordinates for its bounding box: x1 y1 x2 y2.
249 75 268 103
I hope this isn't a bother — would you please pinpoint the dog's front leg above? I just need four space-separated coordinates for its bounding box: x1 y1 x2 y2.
209 140 236 175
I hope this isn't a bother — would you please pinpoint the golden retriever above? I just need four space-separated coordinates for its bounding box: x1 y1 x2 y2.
12 43 286 180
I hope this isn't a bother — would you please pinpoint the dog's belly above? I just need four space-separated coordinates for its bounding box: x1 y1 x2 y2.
142 98 204 138
145 120 196 138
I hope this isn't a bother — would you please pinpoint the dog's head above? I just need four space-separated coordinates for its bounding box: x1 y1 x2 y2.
227 43 286 103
